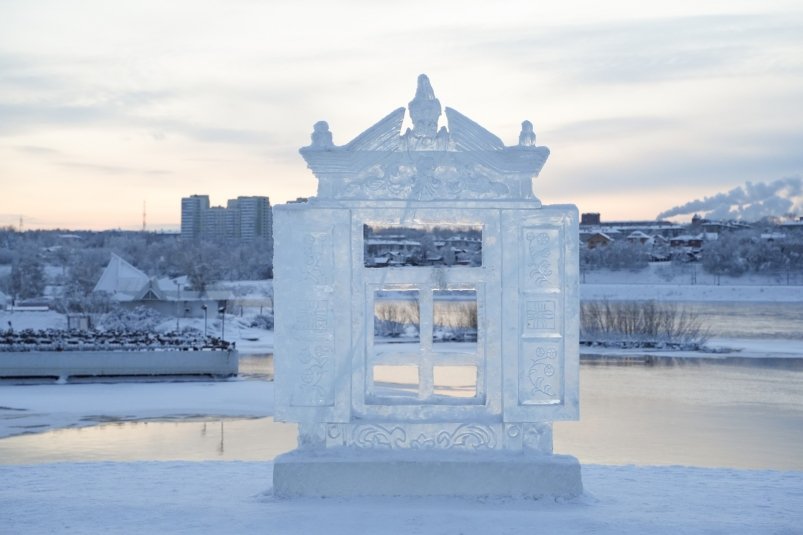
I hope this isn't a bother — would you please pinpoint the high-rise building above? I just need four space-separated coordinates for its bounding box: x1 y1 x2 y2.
180 194 210 240
233 196 272 241
202 206 228 241
180 194 273 246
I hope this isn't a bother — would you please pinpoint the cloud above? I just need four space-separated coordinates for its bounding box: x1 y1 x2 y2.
544 116 675 142
463 12 803 85
13 145 62 156
56 161 171 176
0 103 111 135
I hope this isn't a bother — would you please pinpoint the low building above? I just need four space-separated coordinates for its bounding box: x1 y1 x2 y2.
583 232 614 249
670 234 703 249
626 231 651 245
93 253 231 318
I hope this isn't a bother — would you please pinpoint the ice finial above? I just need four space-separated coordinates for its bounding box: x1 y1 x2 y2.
408 74 442 140
308 120 334 150
519 120 536 147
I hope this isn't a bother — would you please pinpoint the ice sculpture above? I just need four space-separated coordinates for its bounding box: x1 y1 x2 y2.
273 74 582 498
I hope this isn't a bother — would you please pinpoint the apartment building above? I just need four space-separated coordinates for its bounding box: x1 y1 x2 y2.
180 194 273 244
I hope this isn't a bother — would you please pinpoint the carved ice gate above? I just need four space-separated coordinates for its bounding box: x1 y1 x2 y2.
273 75 581 497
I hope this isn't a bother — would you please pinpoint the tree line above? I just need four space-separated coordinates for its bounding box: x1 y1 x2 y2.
0 228 273 307
580 229 803 275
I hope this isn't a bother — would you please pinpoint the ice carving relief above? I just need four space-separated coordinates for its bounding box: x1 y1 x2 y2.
342 159 511 201
293 336 335 407
326 423 498 451
520 342 562 405
301 232 333 285
524 228 560 290
526 300 557 332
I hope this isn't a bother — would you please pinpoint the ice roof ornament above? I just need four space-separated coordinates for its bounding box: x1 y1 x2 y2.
300 74 550 201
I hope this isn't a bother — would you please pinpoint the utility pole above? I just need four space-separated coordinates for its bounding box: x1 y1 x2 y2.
142 201 147 232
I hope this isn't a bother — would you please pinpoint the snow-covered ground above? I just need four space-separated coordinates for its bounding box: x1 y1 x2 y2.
581 265 803 301
581 281 803 302
2 460 800 534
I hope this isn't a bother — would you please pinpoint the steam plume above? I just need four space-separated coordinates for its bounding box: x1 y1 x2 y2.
656 177 803 221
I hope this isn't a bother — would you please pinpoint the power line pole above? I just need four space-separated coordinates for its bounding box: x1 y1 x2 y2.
142 201 147 232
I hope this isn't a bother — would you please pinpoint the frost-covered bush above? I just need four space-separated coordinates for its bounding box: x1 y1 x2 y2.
581 300 709 349
374 301 420 338
98 306 165 332
581 241 649 272
702 230 803 277
250 313 274 330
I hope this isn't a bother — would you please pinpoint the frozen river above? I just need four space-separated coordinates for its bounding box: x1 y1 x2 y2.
681 300 803 339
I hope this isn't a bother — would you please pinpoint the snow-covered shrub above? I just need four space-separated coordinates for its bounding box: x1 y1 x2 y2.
374 301 420 338
250 313 274 330
581 241 649 272
98 306 165 332
581 300 709 350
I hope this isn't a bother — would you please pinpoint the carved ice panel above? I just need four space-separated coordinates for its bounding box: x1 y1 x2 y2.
521 228 561 291
519 341 563 405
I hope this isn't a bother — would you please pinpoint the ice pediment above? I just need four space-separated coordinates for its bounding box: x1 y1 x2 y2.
300 74 550 201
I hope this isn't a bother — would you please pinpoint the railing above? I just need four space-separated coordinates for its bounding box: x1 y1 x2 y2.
0 329 232 352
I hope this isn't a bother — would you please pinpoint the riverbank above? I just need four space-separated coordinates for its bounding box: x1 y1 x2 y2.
581 337 803 362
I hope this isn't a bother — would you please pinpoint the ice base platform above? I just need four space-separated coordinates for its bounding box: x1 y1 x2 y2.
273 449 583 498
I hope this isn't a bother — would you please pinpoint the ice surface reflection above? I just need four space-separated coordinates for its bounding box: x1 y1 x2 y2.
555 363 803 470
0 418 297 464
1 363 800 470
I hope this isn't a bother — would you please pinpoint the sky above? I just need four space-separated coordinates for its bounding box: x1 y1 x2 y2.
1 0 802 231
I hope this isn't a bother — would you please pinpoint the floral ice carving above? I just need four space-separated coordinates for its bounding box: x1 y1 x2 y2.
348 424 496 450
528 346 558 398
527 231 553 286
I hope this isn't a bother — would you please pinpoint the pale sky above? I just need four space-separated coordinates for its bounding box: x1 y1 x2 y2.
1 0 802 230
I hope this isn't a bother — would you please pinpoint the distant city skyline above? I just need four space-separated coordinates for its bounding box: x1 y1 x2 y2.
1 1 802 230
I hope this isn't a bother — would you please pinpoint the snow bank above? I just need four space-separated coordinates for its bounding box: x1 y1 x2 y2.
581 283 803 302
1 461 800 534
581 265 803 302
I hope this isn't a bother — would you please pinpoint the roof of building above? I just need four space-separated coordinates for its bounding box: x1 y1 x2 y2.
671 234 703 241
93 253 150 299
627 231 651 239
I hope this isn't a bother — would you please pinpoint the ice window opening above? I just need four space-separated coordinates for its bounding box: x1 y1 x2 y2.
433 365 478 399
363 224 482 268
433 289 478 350
373 290 420 354
372 365 420 399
